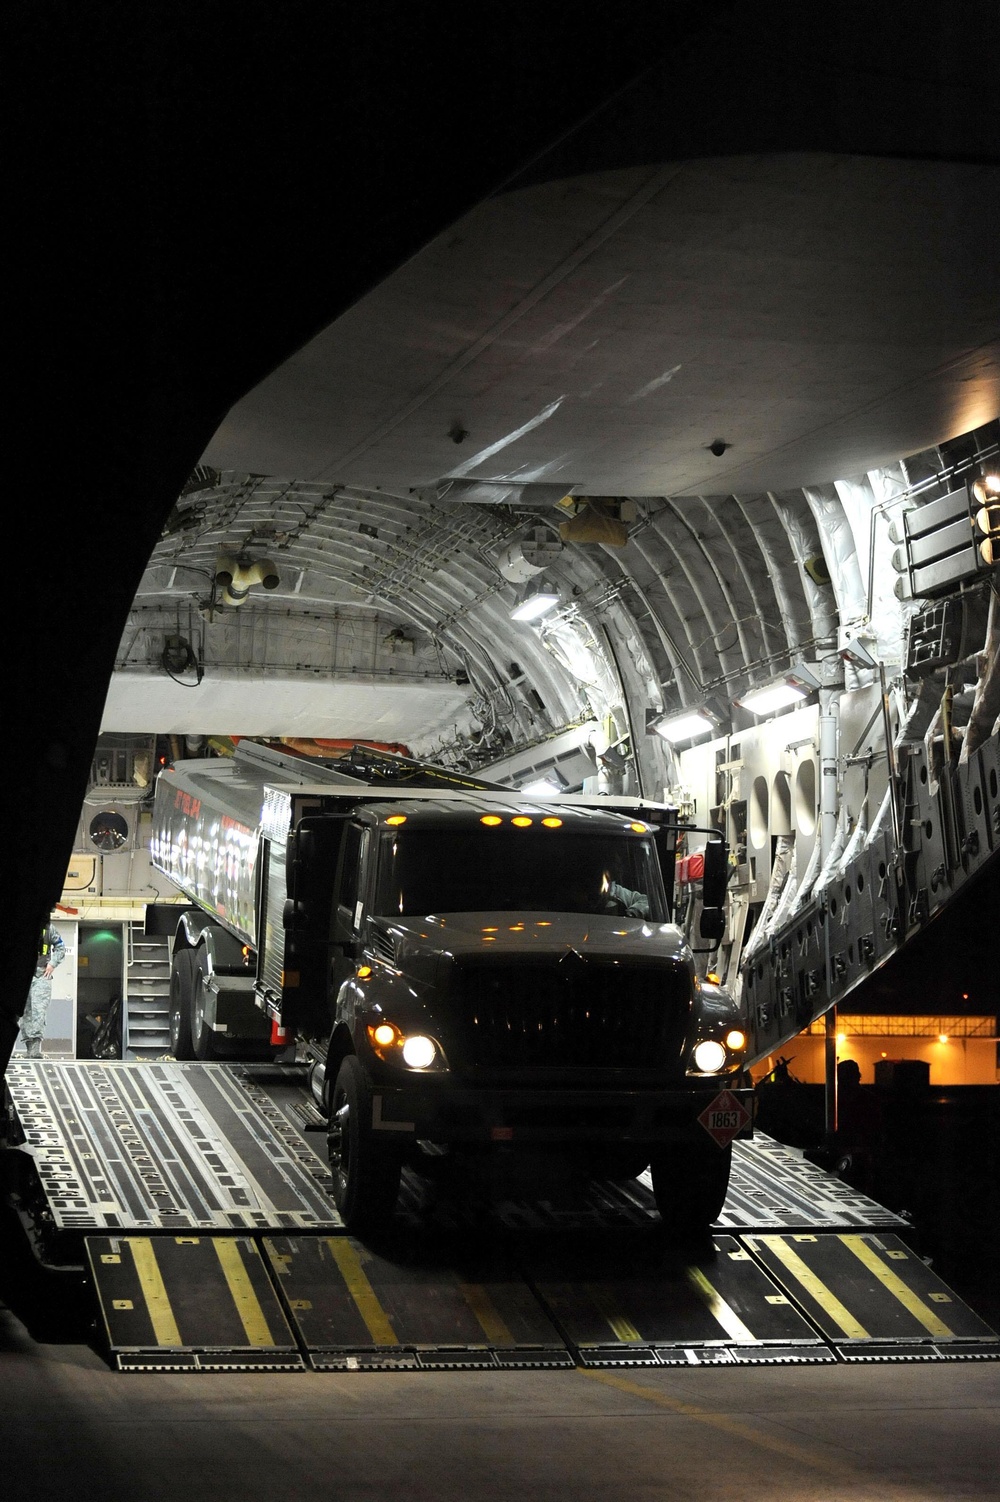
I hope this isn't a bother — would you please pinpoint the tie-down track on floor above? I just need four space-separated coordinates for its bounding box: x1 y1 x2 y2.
5 1060 999 1372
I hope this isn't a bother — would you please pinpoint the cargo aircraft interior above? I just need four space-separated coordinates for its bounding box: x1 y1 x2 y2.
5 5 1000 1500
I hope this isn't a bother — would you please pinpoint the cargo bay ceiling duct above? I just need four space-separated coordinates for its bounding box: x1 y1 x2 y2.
214 554 280 606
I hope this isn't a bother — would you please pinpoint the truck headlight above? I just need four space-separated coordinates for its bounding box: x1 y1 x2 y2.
693 1040 727 1073
401 1034 436 1069
725 1029 747 1052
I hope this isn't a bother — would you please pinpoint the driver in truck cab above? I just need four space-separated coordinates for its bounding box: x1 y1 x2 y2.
601 871 650 918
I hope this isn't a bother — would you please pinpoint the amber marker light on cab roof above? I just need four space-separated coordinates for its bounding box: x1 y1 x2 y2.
480 814 502 826
541 816 563 828
629 822 648 833
511 816 533 827
385 814 407 826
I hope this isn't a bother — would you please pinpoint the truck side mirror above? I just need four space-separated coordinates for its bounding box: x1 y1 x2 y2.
699 907 726 941
701 838 729 909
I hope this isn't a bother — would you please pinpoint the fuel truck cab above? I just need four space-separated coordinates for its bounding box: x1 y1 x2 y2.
151 742 752 1234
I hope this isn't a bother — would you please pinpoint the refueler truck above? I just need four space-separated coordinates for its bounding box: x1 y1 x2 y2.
150 740 753 1233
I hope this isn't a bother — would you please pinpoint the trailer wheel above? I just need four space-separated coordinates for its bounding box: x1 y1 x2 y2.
190 951 221 1061
649 1139 732 1235
168 949 198 1060
327 1056 401 1232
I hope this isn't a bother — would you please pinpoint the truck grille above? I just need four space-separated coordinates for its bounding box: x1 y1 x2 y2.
450 958 691 1073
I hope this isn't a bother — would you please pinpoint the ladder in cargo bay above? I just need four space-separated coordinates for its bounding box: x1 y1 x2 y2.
125 931 172 1057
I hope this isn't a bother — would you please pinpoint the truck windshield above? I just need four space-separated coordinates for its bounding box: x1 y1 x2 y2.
375 829 667 920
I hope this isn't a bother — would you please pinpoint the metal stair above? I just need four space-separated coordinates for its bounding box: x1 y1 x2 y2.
126 931 172 1057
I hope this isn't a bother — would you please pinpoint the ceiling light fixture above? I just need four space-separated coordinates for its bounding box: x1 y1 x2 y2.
649 708 716 745
520 776 563 796
735 665 821 716
510 580 561 622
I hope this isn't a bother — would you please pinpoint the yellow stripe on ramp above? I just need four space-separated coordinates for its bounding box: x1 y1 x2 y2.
460 1284 515 1346
327 1238 399 1346
586 1284 642 1344
840 1236 954 1338
685 1266 759 1343
211 1238 276 1347
756 1235 869 1340
129 1238 182 1347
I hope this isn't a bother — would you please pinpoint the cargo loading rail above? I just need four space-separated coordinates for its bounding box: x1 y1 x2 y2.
4 1061 998 1372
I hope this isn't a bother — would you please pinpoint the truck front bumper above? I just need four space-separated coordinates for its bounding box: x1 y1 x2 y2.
368 1082 754 1147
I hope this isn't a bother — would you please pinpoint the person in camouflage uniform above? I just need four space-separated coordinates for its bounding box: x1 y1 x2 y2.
20 921 65 1058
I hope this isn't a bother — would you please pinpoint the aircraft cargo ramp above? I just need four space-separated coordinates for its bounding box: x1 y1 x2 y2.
3 1060 997 1373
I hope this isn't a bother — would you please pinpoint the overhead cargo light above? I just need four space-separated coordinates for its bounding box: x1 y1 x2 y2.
737 682 808 714
510 579 560 622
520 776 564 795
735 666 821 716
839 636 879 669
649 708 716 745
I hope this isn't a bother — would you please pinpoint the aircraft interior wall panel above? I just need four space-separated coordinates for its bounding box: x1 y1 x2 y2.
957 734 999 862
979 733 1000 851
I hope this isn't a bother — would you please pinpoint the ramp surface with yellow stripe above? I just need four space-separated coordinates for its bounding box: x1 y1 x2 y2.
263 1234 573 1370
743 1232 999 1362
86 1236 304 1370
87 1227 999 1371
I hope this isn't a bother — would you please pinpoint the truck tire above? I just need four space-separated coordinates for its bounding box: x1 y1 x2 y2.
327 1056 401 1232
190 950 221 1061
169 948 198 1060
649 1139 732 1235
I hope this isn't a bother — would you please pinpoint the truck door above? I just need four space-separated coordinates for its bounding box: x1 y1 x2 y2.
332 821 370 944
281 815 357 1036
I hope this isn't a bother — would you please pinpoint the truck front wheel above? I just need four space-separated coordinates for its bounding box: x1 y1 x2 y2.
327 1056 401 1233
649 1139 732 1236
